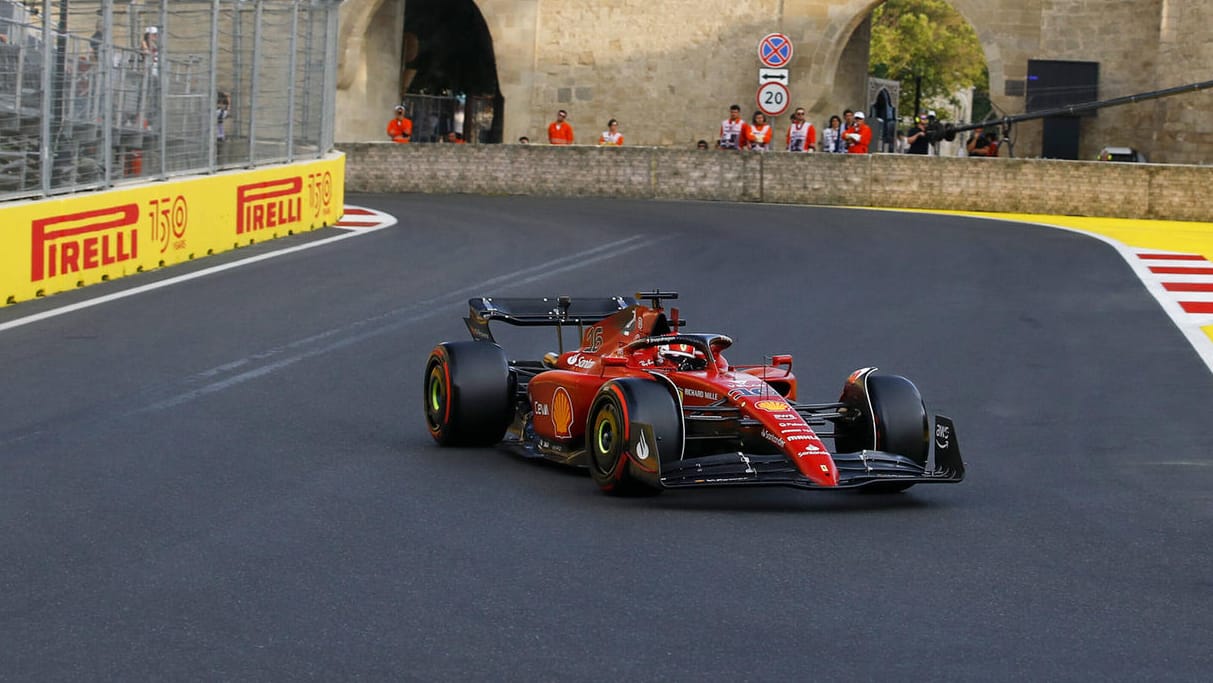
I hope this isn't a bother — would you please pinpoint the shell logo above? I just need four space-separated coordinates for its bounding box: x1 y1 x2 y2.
755 400 790 412
552 387 574 438
635 434 650 460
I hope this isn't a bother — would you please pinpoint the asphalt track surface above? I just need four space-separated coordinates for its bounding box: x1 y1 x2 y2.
2 194 1212 680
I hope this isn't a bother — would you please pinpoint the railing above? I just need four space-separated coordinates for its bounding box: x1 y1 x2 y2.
400 93 503 144
0 0 341 201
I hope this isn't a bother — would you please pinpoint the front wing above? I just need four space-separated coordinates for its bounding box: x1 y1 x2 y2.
660 416 965 490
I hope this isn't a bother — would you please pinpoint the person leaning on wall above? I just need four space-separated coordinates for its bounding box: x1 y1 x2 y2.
548 109 574 144
598 118 623 146
387 105 412 143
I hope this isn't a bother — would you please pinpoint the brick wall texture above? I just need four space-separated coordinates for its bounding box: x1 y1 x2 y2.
339 144 1213 222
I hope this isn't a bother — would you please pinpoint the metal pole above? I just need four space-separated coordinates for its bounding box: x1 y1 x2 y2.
321 2 337 153
207 0 219 171
285 0 298 162
912 73 921 118
102 0 114 186
39 0 52 193
231 0 242 167
157 0 167 178
248 0 262 166
937 78 1213 141
54 0 66 123
302 1 314 154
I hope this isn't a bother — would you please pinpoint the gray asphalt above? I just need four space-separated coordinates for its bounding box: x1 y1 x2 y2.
2 194 1211 680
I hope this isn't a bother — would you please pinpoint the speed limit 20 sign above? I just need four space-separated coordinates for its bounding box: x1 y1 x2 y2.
756 82 789 117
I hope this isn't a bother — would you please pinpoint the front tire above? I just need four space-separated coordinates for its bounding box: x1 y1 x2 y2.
837 372 929 493
424 341 513 447
587 379 683 496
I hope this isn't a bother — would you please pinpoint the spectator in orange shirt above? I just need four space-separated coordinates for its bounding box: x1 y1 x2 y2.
844 111 872 154
598 118 624 145
744 111 773 151
445 131 467 144
548 109 574 145
387 105 412 143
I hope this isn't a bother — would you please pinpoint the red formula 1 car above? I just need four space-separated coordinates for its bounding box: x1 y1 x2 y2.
424 291 964 496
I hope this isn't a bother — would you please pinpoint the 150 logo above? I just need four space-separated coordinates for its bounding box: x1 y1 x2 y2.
306 171 333 220
148 195 188 253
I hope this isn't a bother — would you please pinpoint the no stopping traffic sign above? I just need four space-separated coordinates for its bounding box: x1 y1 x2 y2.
758 33 793 68
756 82 790 117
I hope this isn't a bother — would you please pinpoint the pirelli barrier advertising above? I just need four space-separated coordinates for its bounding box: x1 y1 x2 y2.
1 154 345 305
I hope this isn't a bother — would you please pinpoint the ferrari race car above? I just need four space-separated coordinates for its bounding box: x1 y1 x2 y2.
423 291 964 496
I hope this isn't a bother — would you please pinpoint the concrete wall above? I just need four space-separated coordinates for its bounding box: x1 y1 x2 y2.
338 143 1213 222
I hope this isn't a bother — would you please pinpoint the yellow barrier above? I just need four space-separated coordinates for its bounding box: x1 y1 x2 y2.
1 154 346 305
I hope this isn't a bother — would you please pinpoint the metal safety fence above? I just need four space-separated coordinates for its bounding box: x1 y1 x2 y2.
399 93 503 145
0 0 340 201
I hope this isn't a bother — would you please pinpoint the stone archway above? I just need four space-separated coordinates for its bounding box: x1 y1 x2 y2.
334 0 404 142
335 0 531 144
792 0 1028 133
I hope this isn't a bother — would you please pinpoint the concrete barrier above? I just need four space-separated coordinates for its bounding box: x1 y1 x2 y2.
1 154 345 305
338 143 1213 222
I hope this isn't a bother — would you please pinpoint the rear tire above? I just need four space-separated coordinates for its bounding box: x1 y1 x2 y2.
587 379 682 496
424 341 513 447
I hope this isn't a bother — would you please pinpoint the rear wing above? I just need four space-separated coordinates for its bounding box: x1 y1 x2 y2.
465 295 637 343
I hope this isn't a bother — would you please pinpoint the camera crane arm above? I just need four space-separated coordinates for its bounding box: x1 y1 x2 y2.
931 78 1213 143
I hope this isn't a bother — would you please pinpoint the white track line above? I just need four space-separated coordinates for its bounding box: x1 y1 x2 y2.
134 234 666 412
0 206 397 334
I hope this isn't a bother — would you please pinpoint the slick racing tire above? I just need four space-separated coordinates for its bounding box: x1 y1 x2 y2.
862 374 930 493
587 379 683 497
424 341 513 447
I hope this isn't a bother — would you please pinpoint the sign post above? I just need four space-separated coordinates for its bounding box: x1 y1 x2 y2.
756 34 793 119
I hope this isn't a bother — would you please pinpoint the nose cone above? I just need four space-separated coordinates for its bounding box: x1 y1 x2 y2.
749 398 838 486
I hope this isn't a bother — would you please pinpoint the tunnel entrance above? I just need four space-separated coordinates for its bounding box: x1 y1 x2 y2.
401 0 502 143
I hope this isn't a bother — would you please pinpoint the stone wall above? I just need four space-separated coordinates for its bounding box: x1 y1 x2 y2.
339 143 1213 222
335 0 1212 165
336 0 404 139
1154 1 1213 165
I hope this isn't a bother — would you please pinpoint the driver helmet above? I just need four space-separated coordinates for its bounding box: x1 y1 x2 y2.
659 342 707 370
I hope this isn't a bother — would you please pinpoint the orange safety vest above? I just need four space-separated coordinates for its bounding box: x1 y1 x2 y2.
786 121 816 152
745 124 772 150
598 131 624 145
719 118 745 149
